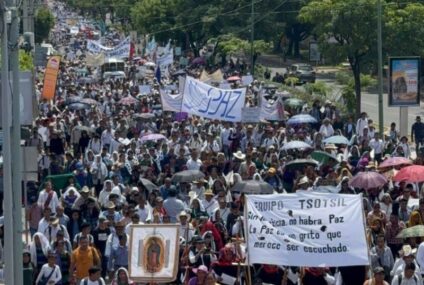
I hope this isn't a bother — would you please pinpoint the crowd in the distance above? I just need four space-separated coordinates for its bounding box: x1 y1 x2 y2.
9 1 424 285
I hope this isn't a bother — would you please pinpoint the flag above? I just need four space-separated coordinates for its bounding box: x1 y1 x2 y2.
155 66 161 84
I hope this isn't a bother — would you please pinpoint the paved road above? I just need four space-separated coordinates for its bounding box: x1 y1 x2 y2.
261 58 423 132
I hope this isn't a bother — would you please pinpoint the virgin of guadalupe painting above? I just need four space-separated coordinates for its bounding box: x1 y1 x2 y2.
143 236 165 273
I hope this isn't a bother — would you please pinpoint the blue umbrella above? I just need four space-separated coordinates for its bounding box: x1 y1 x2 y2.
287 114 317 125
323 135 350 145
66 102 91 111
281 140 312 151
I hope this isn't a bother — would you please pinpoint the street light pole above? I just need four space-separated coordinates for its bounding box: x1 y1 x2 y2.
250 0 254 75
377 0 384 135
1 4 15 284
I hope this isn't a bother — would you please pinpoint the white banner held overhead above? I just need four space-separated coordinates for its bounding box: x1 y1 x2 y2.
160 89 182 112
245 192 369 267
259 91 285 121
182 76 246 122
87 37 131 58
242 107 260 123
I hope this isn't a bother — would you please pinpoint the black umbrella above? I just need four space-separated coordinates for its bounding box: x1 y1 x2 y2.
284 159 319 171
230 180 274 194
172 170 205 183
139 178 159 192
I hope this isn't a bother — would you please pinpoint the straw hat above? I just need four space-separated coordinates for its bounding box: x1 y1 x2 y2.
233 151 246 160
297 176 309 186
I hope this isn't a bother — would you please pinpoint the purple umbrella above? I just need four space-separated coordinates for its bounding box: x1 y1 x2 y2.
139 133 167 143
379 157 412 169
349 171 387 190
191 57 206 65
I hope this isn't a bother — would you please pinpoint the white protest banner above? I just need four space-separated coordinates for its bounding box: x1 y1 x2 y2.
138 85 151 95
259 91 285 121
156 50 174 68
242 75 254 86
182 76 246 122
160 89 182 112
87 37 131 58
219 83 232 90
242 107 260 123
245 192 369 267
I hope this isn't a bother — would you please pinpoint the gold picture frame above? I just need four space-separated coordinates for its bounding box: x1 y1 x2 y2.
129 224 180 283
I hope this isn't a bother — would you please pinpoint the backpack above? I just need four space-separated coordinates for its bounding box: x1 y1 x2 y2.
397 273 418 284
82 277 105 285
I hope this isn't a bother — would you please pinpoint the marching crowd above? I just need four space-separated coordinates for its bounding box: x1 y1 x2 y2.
8 1 424 285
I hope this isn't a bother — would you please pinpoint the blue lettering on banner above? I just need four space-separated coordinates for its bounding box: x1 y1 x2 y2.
182 76 246 122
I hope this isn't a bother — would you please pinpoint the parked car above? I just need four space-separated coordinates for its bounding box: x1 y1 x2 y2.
286 63 316 84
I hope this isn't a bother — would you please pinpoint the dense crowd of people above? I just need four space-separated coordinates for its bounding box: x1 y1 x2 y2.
8 1 424 285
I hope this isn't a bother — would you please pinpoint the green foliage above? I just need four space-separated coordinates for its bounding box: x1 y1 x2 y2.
285 77 299 87
34 8 55 44
19 50 34 71
335 71 377 89
215 35 272 58
385 3 424 58
304 81 332 97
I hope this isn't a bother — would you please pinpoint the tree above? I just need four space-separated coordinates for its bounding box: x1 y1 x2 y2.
385 3 424 58
34 8 55 44
214 35 272 67
299 0 378 118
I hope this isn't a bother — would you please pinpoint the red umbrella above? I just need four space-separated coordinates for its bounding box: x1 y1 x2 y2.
393 165 424 182
379 157 412 169
118 96 138 106
227 76 241 82
349 171 387 190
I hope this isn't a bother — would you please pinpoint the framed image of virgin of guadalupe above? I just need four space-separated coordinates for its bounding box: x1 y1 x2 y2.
129 224 180 283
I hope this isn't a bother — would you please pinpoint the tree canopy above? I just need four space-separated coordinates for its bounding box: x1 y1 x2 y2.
34 8 55 44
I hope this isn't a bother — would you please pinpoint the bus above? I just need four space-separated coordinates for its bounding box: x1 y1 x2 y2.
101 57 126 80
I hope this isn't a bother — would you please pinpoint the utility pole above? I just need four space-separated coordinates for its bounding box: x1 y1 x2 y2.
1 3 15 284
250 0 254 76
10 5 23 284
377 0 384 135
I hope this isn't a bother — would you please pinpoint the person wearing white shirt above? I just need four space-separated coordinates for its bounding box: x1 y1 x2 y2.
35 251 62 285
189 133 203 153
37 181 60 214
101 126 115 147
186 149 202 170
214 197 230 225
391 262 422 285
414 239 424 276
391 246 420 278
220 123 233 158
202 133 221 153
135 196 152 223
202 190 219 217
319 119 335 138
356 112 369 137
87 135 102 155
44 217 70 243
369 133 385 162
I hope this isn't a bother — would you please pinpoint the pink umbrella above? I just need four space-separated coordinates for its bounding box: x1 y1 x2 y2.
349 171 387 190
139 133 167 143
227 76 241 82
393 165 424 182
379 156 412 169
118 96 138 105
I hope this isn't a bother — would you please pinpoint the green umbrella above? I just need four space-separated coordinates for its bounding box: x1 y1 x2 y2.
311 151 339 166
284 159 319 171
396 225 424 238
39 173 79 197
285 98 304 108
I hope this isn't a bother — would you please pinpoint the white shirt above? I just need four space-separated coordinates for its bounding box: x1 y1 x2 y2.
186 158 202 170
221 128 233 147
37 190 60 214
391 272 422 285
135 204 152 223
80 277 106 285
202 199 219 217
319 124 335 138
35 264 62 284
38 218 50 235
356 118 368 137
369 138 384 154
44 224 70 242
416 241 424 274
